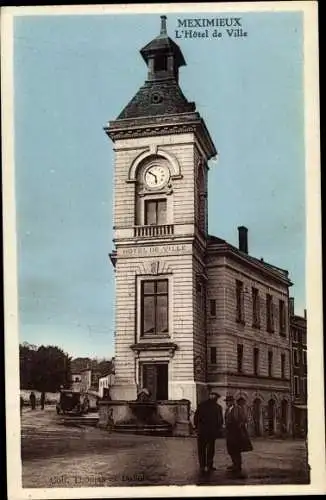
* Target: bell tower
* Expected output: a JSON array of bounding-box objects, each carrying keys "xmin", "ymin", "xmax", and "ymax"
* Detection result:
[{"xmin": 105, "ymin": 16, "xmax": 217, "ymax": 407}]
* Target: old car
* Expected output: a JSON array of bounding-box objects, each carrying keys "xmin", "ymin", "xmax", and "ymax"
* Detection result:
[{"xmin": 56, "ymin": 389, "xmax": 89, "ymax": 416}]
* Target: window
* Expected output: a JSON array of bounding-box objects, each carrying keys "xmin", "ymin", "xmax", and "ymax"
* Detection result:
[
  {"xmin": 145, "ymin": 199, "xmax": 166, "ymax": 226},
  {"xmin": 154, "ymin": 55, "xmax": 167, "ymax": 72},
  {"xmin": 279, "ymin": 300, "xmax": 286, "ymax": 335},
  {"xmin": 268, "ymin": 350, "xmax": 273, "ymax": 377},
  {"xmin": 237, "ymin": 344, "xmax": 243, "ymax": 373},
  {"xmin": 281, "ymin": 353, "xmax": 286, "ymax": 379},
  {"xmin": 210, "ymin": 347, "xmax": 217, "ymax": 364},
  {"xmin": 197, "ymin": 279, "xmax": 205, "ymax": 309},
  {"xmin": 294, "ymin": 375, "xmax": 300, "ymax": 396},
  {"xmin": 141, "ymin": 279, "xmax": 168, "ymax": 336},
  {"xmin": 292, "ymin": 328, "xmax": 299, "ymax": 343},
  {"xmin": 302, "ymin": 377, "xmax": 307, "ymax": 397},
  {"xmin": 252, "ymin": 287, "xmax": 260, "ymax": 327},
  {"xmin": 236, "ymin": 280, "xmax": 245, "ymax": 323},
  {"xmin": 302, "ymin": 350, "xmax": 307, "ymax": 367},
  {"xmin": 266, "ymin": 294, "xmax": 274, "ymax": 332},
  {"xmin": 210, "ymin": 299, "xmax": 216, "ymax": 317},
  {"xmin": 253, "ymin": 348, "xmax": 259, "ymax": 376},
  {"xmin": 293, "ymin": 348, "xmax": 300, "ymax": 366}
]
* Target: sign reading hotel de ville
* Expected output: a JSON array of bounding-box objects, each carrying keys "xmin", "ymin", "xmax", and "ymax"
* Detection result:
[
  {"xmin": 2, "ymin": 2, "xmax": 323, "ymax": 500},
  {"xmin": 118, "ymin": 243, "xmax": 192, "ymax": 258}
]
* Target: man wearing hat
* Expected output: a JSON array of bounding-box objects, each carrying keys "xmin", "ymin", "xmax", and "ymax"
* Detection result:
[
  {"xmin": 194, "ymin": 391, "xmax": 224, "ymax": 473},
  {"xmin": 224, "ymin": 394, "xmax": 253, "ymax": 478}
]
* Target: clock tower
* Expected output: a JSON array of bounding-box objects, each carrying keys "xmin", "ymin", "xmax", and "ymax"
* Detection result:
[{"xmin": 105, "ymin": 16, "xmax": 217, "ymax": 407}]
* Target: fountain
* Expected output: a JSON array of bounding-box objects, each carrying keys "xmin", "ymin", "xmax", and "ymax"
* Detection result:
[
  {"xmin": 112, "ymin": 389, "xmax": 173, "ymax": 435},
  {"xmin": 98, "ymin": 389, "xmax": 191, "ymax": 436}
]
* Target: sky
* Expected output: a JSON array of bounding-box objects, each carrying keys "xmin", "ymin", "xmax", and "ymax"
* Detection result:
[{"xmin": 13, "ymin": 9, "xmax": 305, "ymax": 359}]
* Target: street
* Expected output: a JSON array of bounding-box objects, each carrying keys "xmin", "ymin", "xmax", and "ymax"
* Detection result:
[{"xmin": 21, "ymin": 407, "xmax": 309, "ymax": 488}]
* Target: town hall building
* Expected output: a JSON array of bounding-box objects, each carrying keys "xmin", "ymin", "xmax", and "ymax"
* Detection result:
[{"xmin": 105, "ymin": 16, "xmax": 293, "ymax": 436}]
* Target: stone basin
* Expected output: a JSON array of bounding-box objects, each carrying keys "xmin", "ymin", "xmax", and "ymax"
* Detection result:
[{"xmin": 98, "ymin": 399, "xmax": 191, "ymax": 436}]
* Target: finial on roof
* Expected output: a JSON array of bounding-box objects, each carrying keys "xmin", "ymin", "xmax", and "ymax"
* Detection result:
[{"xmin": 160, "ymin": 15, "xmax": 167, "ymax": 35}]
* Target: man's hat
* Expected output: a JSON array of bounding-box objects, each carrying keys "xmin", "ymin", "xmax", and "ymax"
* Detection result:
[
  {"xmin": 237, "ymin": 396, "xmax": 246, "ymax": 403},
  {"xmin": 225, "ymin": 394, "xmax": 235, "ymax": 402},
  {"xmin": 210, "ymin": 391, "xmax": 221, "ymax": 398}
]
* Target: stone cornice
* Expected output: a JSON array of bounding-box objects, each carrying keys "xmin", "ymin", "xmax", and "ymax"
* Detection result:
[
  {"xmin": 207, "ymin": 242, "xmax": 292, "ymax": 288},
  {"xmin": 130, "ymin": 342, "xmax": 178, "ymax": 357},
  {"xmin": 104, "ymin": 112, "xmax": 217, "ymax": 161}
]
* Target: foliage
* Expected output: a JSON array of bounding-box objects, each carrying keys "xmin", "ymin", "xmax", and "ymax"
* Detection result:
[{"xmin": 20, "ymin": 343, "xmax": 71, "ymax": 392}]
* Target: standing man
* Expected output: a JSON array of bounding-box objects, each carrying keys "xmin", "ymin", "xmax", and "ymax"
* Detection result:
[
  {"xmin": 20, "ymin": 396, "xmax": 24, "ymax": 414},
  {"xmin": 194, "ymin": 392, "xmax": 224, "ymax": 473},
  {"xmin": 40, "ymin": 391, "xmax": 45, "ymax": 410},
  {"xmin": 29, "ymin": 391, "xmax": 36, "ymax": 410},
  {"xmin": 224, "ymin": 395, "xmax": 253, "ymax": 478}
]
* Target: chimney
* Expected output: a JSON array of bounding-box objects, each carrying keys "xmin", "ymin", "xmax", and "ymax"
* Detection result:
[
  {"xmin": 238, "ymin": 226, "xmax": 248, "ymax": 254},
  {"xmin": 289, "ymin": 297, "xmax": 295, "ymax": 316},
  {"xmin": 304, "ymin": 309, "xmax": 307, "ymax": 320}
]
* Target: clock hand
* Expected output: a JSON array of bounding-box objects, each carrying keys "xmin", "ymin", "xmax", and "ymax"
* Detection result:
[
  {"xmin": 149, "ymin": 171, "xmax": 158, "ymax": 183},
  {"xmin": 148, "ymin": 171, "xmax": 157, "ymax": 180}
]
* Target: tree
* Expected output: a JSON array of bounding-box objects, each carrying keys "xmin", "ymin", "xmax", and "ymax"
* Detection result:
[
  {"xmin": 20, "ymin": 343, "xmax": 71, "ymax": 392},
  {"xmin": 19, "ymin": 343, "xmax": 37, "ymax": 389}
]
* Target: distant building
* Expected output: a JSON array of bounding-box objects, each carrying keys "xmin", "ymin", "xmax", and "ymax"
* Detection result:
[
  {"xmin": 71, "ymin": 373, "xmax": 81, "ymax": 383},
  {"xmin": 290, "ymin": 299, "xmax": 307, "ymax": 437},
  {"xmin": 79, "ymin": 368, "xmax": 92, "ymax": 392},
  {"xmin": 98, "ymin": 374, "xmax": 115, "ymax": 398},
  {"xmin": 71, "ymin": 372, "xmax": 82, "ymax": 392},
  {"xmin": 71, "ymin": 358, "xmax": 115, "ymax": 393}
]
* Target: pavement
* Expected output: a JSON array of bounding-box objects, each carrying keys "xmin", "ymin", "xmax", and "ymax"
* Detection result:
[{"xmin": 21, "ymin": 407, "xmax": 310, "ymax": 488}]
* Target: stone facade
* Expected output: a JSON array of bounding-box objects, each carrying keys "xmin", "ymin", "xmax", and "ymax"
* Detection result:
[
  {"xmin": 205, "ymin": 238, "xmax": 292, "ymax": 436},
  {"xmin": 105, "ymin": 17, "xmax": 294, "ymax": 436},
  {"xmin": 290, "ymin": 300, "xmax": 307, "ymax": 437}
]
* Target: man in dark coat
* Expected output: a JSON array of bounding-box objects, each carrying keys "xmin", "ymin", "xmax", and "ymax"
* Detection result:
[
  {"xmin": 20, "ymin": 396, "xmax": 24, "ymax": 414},
  {"xmin": 29, "ymin": 391, "xmax": 36, "ymax": 410},
  {"xmin": 224, "ymin": 395, "xmax": 253, "ymax": 478},
  {"xmin": 194, "ymin": 392, "xmax": 224, "ymax": 473},
  {"xmin": 40, "ymin": 392, "xmax": 45, "ymax": 410}
]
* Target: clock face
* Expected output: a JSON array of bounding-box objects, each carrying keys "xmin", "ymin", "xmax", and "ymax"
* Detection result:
[{"xmin": 144, "ymin": 164, "xmax": 170, "ymax": 189}]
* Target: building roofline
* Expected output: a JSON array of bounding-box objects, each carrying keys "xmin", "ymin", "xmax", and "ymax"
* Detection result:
[
  {"xmin": 207, "ymin": 234, "xmax": 293, "ymax": 286},
  {"xmin": 290, "ymin": 314, "xmax": 307, "ymax": 323}
]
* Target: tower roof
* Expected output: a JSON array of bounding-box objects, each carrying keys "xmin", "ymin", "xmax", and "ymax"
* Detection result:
[
  {"xmin": 116, "ymin": 80, "xmax": 195, "ymax": 120},
  {"xmin": 116, "ymin": 16, "xmax": 193, "ymax": 120},
  {"xmin": 140, "ymin": 15, "xmax": 186, "ymax": 68},
  {"xmin": 106, "ymin": 16, "xmax": 217, "ymax": 159}
]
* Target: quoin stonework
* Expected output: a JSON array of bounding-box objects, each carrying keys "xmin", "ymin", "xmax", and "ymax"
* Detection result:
[{"xmin": 105, "ymin": 16, "xmax": 296, "ymax": 437}]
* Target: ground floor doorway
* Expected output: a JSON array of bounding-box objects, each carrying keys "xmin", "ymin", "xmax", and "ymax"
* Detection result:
[{"xmin": 141, "ymin": 363, "xmax": 168, "ymax": 400}]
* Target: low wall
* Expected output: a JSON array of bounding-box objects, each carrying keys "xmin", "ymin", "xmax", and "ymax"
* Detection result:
[
  {"xmin": 20, "ymin": 390, "xmax": 60, "ymax": 405},
  {"xmin": 98, "ymin": 399, "xmax": 191, "ymax": 437}
]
